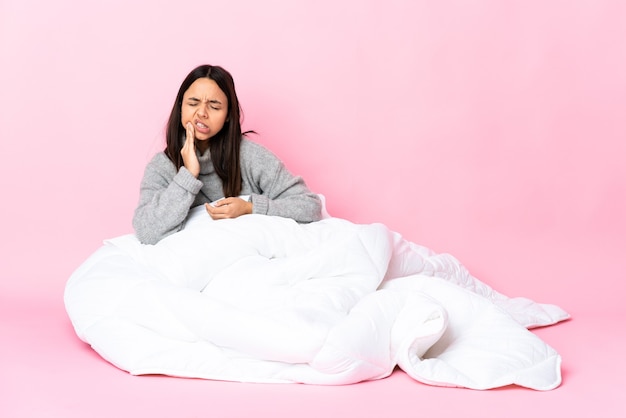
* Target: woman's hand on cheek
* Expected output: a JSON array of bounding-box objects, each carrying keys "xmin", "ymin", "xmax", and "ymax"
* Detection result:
[
  {"xmin": 205, "ymin": 197, "xmax": 253, "ymax": 220},
  {"xmin": 181, "ymin": 122, "xmax": 200, "ymax": 178}
]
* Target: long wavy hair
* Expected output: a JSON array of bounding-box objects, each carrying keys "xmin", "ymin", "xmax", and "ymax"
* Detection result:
[{"xmin": 164, "ymin": 64, "xmax": 246, "ymax": 198}]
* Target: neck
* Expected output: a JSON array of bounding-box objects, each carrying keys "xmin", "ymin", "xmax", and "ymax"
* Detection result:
[{"xmin": 196, "ymin": 140, "xmax": 210, "ymax": 154}]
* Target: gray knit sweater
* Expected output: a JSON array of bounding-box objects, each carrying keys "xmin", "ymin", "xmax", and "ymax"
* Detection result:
[{"xmin": 133, "ymin": 138, "xmax": 322, "ymax": 244}]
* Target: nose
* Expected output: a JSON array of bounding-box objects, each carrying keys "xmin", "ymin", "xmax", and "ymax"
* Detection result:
[{"xmin": 197, "ymin": 104, "xmax": 209, "ymax": 118}]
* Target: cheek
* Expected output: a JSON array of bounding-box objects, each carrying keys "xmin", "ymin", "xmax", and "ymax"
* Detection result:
[
  {"xmin": 180, "ymin": 108, "xmax": 191, "ymax": 122},
  {"xmin": 209, "ymin": 113, "xmax": 226, "ymax": 130},
  {"xmin": 219, "ymin": 112, "xmax": 229, "ymax": 126}
]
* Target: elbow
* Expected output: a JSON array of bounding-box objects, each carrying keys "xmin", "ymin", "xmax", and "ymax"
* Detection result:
[
  {"xmin": 133, "ymin": 225, "xmax": 159, "ymax": 245},
  {"xmin": 132, "ymin": 216, "xmax": 161, "ymax": 245},
  {"xmin": 299, "ymin": 194, "xmax": 324, "ymax": 223},
  {"xmin": 137, "ymin": 233, "xmax": 159, "ymax": 246}
]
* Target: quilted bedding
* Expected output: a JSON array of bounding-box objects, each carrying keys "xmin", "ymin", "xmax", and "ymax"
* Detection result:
[{"xmin": 64, "ymin": 205, "xmax": 569, "ymax": 390}]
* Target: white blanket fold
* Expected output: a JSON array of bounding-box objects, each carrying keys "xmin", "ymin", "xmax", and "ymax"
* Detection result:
[{"xmin": 65, "ymin": 207, "xmax": 569, "ymax": 389}]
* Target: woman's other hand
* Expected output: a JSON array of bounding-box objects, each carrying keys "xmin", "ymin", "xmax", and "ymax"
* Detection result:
[
  {"xmin": 205, "ymin": 197, "xmax": 253, "ymax": 220},
  {"xmin": 181, "ymin": 122, "xmax": 200, "ymax": 177}
]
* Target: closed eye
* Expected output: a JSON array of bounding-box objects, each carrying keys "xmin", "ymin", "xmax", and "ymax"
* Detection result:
[
  {"xmin": 209, "ymin": 100, "xmax": 222, "ymax": 110},
  {"xmin": 186, "ymin": 98, "xmax": 222, "ymax": 110}
]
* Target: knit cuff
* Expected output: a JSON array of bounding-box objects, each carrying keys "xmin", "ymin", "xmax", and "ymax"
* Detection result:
[
  {"xmin": 174, "ymin": 167, "xmax": 203, "ymax": 194},
  {"xmin": 251, "ymin": 194, "xmax": 269, "ymax": 215}
]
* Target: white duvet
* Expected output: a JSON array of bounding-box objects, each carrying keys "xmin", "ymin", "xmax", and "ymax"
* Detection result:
[{"xmin": 64, "ymin": 204, "xmax": 569, "ymax": 390}]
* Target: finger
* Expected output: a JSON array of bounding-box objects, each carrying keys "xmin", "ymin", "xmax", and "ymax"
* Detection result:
[
  {"xmin": 214, "ymin": 199, "xmax": 231, "ymax": 207},
  {"xmin": 205, "ymin": 203, "xmax": 219, "ymax": 217},
  {"xmin": 205, "ymin": 204, "xmax": 219, "ymax": 219},
  {"xmin": 206, "ymin": 203, "xmax": 226, "ymax": 215},
  {"xmin": 216, "ymin": 198, "xmax": 228, "ymax": 206},
  {"xmin": 185, "ymin": 122, "xmax": 195, "ymax": 144}
]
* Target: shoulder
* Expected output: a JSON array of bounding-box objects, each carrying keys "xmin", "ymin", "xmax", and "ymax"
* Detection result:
[
  {"xmin": 240, "ymin": 137, "xmax": 283, "ymax": 165},
  {"xmin": 241, "ymin": 137, "xmax": 275, "ymax": 156},
  {"xmin": 150, "ymin": 151, "xmax": 173, "ymax": 164},
  {"xmin": 147, "ymin": 152, "xmax": 174, "ymax": 167},
  {"xmin": 143, "ymin": 152, "xmax": 177, "ymax": 177}
]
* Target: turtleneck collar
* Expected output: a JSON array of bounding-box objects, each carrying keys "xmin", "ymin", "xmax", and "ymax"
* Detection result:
[{"xmin": 197, "ymin": 146, "xmax": 215, "ymax": 175}]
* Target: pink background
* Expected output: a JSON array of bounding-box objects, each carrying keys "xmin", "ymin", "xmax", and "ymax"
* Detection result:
[
  {"xmin": 2, "ymin": 0, "xmax": 624, "ymax": 312},
  {"xmin": 1, "ymin": 0, "xmax": 625, "ymax": 416}
]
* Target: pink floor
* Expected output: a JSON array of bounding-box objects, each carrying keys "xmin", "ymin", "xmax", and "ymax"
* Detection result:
[{"xmin": 1, "ymin": 290, "xmax": 623, "ymax": 418}]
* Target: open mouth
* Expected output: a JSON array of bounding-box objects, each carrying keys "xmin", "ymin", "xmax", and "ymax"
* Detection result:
[{"xmin": 194, "ymin": 121, "xmax": 210, "ymax": 134}]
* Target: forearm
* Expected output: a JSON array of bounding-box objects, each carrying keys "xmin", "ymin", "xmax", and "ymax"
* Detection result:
[
  {"xmin": 242, "ymin": 141, "xmax": 323, "ymax": 223},
  {"xmin": 250, "ymin": 179, "xmax": 322, "ymax": 223},
  {"xmin": 133, "ymin": 167, "xmax": 202, "ymax": 244}
]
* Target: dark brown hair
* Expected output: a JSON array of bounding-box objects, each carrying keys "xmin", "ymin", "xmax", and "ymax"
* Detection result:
[{"xmin": 164, "ymin": 65, "xmax": 246, "ymax": 197}]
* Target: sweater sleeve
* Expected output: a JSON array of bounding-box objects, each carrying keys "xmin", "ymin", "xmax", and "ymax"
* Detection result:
[
  {"xmin": 132, "ymin": 153, "xmax": 203, "ymax": 244},
  {"xmin": 243, "ymin": 141, "xmax": 322, "ymax": 223}
]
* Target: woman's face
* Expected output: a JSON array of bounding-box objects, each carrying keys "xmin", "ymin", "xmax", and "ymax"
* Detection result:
[{"xmin": 181, "ymin": 78, "xmax": 229, "ymax": 143}]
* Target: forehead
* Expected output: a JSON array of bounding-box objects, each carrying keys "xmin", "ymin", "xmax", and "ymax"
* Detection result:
[{"xmin": 183, "ymin": 78, "xmax": 227, "ymax": 102}]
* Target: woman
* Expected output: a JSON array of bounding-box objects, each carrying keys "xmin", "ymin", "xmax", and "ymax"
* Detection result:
[{"xmin": 133, "ymin": 65, "xmax": 322, "ymax": 244}]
